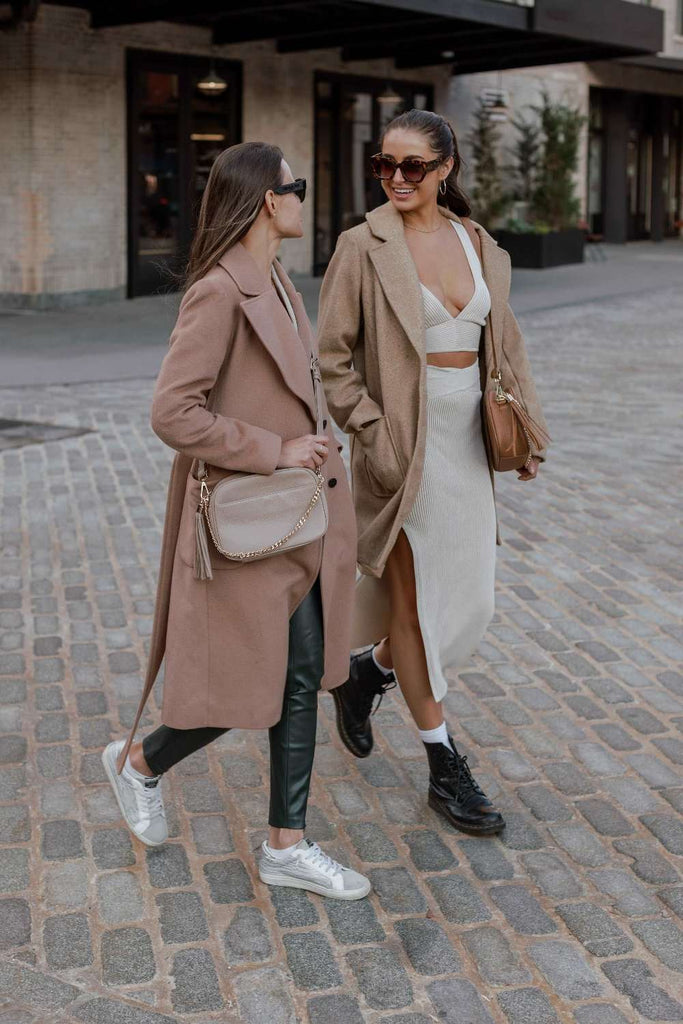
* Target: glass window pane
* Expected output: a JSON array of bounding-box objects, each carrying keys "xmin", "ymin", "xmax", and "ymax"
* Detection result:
[{"xmin": 136, "ymin": 71, "xmax": 180, "ymax": 275}]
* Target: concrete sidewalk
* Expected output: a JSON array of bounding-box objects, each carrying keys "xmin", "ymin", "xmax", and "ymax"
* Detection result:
[{"xmin": 1, "ymin": 239, "xmax": 681, "ymax": 388}]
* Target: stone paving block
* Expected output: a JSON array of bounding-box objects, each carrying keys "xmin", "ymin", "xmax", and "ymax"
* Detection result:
[
  {"xmin": 347, "ymin": 947, "xmax": 413, "ymax": 1010},
  {"xmin": 34, "ymin": 686, "xmax": 64, "ymax": 710},
  {"xmin": 572, "ymin": 1006, "xmax": 631, "ymax": 1024},
  {"xmin": 489, "ymin": 749, "xmax": 538, "ymax": 782},
  {"xmin": 0, "ymin": 766, "xmax": 26, "ymax": 801},
  {"xmin": 486, "ymin": 699, "xmax": 532, "ymax": 726},
  {"xmin": 529, "ymin": 940, "xmax": 605, "ymax": 999},
  {"xmin": 327, "ymin": 780, "xmax": 371, "ymax": 818},
  {"xmin": 146, "ymin": 844, "xmax": 192, "ymax": 889},
  {"xmin": 345, "ymin": 822, "xmax": 398, "ymax": 862},
  {"xmin": 588, "ymin": 867, "xmax": 659, "ymax": 917},
  {"xmin": 170, "ymin": 948, "xmax": 223, "ymax": 1013},
  {"xmin": 101, "ymin": 927, "xmax": 156, "ymax": 985},
  {"xmin": 394, "ymin": 918, "xmax": 460, "ymax": 975},
  {"xmin": 268, "ymin": 885, "xmax": 319, "ymax": 928},
  {"xmin": 0, "ymin": 735, "xmax": 27, "ymax": 764},
  {"xmin": 427, "ymin": 978, "xmax": 495, "ymax": 1024},
  {"xmin": 490, "ymin": 884, "xmax": 557, "ymax": 935},
  {"xmin": 155, "ymin": 891, "xmax": 209, "ymax": 943},
  {"xmin": 0, "ymin": 898, "xmax": 31, "ymax": 950},
  {"xmin": 180, "ymin": 777, "xmax": 224, "ymax": 813},
  {"xmin": 324, "ymin": 895, "xmax": 385, "ymax": 944},
  {"xmin": 0, "ymin": 959, "xmax": 80, "ymax": 1011},
  {"xmin": 308, "ymin": 995, "xmax": 366, "ymax": 1024},
  {"xmin": 402, "ymin": 829, "xmax": 455, "ymax": 871},
  {"xmin": 0, "ymin": 847, "xmax": 29, "ymax": 893},
  {"xmin": 97, "ymin": 871, "xmax": 143, "ymax": 924},
  {"xmin": 460, "ymin": 925, "xmax": 532, "ymax": 986},
  {"xmin": 556, "ymin": 902, "xmax": 633, "ymax": 956},
  {"xmin": 43, "ymin": 862, "xmax": 88, "ymax": 909},
  {"xmin": 549, "ymin": 823, "xmax": 610, "ymax": 867},
  {"xmin": 517, "ymin": 783, "xmax": 573, "ymax": 822},
  {"xmin": 571, "ymin": 742, "xmax": 626, "ymax": 776},
  {"xmin": 40, "ymin": 819, "xmax": 83, "ymax": 860},
  {"xmin": 222, "ymin": 905, "xmax": 272, "ymax": 964},
  {"xmin": 0, "ymin": 680, "xmax": 27, "ymax": 704},
  {"xmin": 592, "ymin": 723, "xmax": 641, "ymax": 752},
  {"xmin": 43, "ymin": 912, "xmax": 93, "ymax": 969},
  {"xmin": 36, "ymin": 745, "xmax": 71, "ymax": 779},
  {"xmin": 626, "ymin": 753, "xmax": 681, "ymax": 788},
  {"xmin": 82, "ymin": 786, "xmax": 120, "ymax": 824},
  {"xmin": 613, "ymin": 837, "xmax": 679, "ymax": 885},
  {"xmin": 357, "ymin": 755, "xmax": 403, "ymax": 787},
  {"xmin": 78, "ymin": 718, "xmax": 112, "ymax": 749},
  {"xmin": 283, "ymin": 932, "xmax": 341, "ymax": 991},
  {"xmin": 601, "ymin": 776, "xmax": 664, "ymax": 815},
  {"xmin": 190, "ymin": 814, "xmax": 234, "ymax": 855},
  {"xmin": 233, "ymin": 966, "xmax": 296, "ymax": 1024},
  {"xmin": 369, "ymin": 867, "xmax": 427, "ymax": 915},
  {"xmin": 427, "ymin": 874, "xmax": 491, "ymax": 923},
  {"xmin": 575, "ymin": 798, "xmax": 634, "ymax": 837},
  {"xmin": 640, "ymin": 813, "xmax": 683, "ymax": 855},
  {"xmin": 91, "ymin": 828, "xmax": 135, "ymax": 870},
  {"xmin": 458, "ymin": 838, "xmax": 514, "ymax": 880},
  {"xmin": 630, "ymin": 917, "xmax": 683, "ymax": 972},
  {"xmin": 657, "ymin": 886, "xmax": 683, "ymax": 919},
  {"xmin": 522, "ymin": 851, "xmax": 582, "ymax": 899},
  {"xmin": 499, "ymin": 811, "xmax": 546, "ymax": 851},
  {"xmin": 203, "ymin": 858, "xmax": 254, "ymax": 904},
  {"xmin": 497, "ymin": 987, "xmax": 561, "ymax": 1024},
  {"xmin": 541, "ymin": 761, "xmax": 596, "ymax": 796},
  {"xmin": 565, "ymin": 695, "xmax": 606, "ymax": 720},
  {"xmin": 75, "ymin": 690, "xmax": 108, "ymax": 716},
  {"xmin": 601, "ymin": 958, "xmax": 683, "ymax": 1021}
]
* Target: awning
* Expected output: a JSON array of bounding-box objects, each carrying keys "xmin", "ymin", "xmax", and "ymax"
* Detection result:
[{"xmin": 42, "ymin": 0, "xmax": 664, "ymax": 74}]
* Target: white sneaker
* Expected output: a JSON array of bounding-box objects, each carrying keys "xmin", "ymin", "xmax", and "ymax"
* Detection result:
[
  {"xmin": 258, "ymin": 839, "xmax": 371, "ymax": 900},
  {"xmin": 101, "ymin": 740, "xmax": 168, "ymax": 847}
]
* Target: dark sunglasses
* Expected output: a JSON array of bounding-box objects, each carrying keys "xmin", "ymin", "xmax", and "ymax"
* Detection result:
[
  {"xmin": 272, "ymin": 178, "xmax": 307, "ymax": 203},
  {"xmin": 370, "ymin": 153, "xmax": 442, "ymax": 184}
]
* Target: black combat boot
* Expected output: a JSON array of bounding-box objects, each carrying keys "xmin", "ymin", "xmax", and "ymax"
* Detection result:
[
  {"xmin": 332, "ymin": 647, "xmax": 397, "ymax": 758},
  {"xmin": 425, "ymin": 736, "xmax": 505, "ymax": 835}
]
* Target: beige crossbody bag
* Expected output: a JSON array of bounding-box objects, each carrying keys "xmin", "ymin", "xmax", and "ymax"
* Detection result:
[{"xmin": 193, "ymin": 268, "xmax": 329, "ymax": 580}]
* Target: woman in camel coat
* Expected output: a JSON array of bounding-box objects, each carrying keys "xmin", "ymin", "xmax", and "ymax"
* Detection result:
[
  {"xmin": 102, "ymin": 142, "xmax": 369, "ymax": 901},
  {"xmin": 319, "ymin": 109, "xmax": 549, "ymax": 838}
]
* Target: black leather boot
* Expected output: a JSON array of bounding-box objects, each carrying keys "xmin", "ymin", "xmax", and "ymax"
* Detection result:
[
  {"xmin": 332, "ymin": 647, "xmax": 397, "ymax": 758},
  {"xmin": 425, "ymin": 736, "xmax": 505, "ymax": 835}
]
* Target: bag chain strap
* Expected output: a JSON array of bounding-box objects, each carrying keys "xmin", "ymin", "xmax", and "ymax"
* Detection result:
[{"xmin": 197, "ymin": 267, "xmax": 327, "ymax": 559}]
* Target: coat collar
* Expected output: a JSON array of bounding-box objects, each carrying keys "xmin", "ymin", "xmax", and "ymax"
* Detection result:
[
  {"xmin": 364, "ymin": 201, "xmax": 510, "ymax": 355},
  {"xmin": 219, "ymin": 245, "xmax": 317, "ymax": 422}
]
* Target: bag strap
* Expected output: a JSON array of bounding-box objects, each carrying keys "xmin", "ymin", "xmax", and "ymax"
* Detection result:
[{"xmin": 197, "ymin": 265, "xmax": 324, "ymax": 482}]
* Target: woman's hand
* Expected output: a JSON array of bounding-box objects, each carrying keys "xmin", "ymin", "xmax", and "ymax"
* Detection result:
[
  {"xmin": 517, "ymin": 457, "xmax": 540, "ymax": 482},
  {"xmin": 278, "ymin": 434, "xmax": 329, "ymax": 471}
]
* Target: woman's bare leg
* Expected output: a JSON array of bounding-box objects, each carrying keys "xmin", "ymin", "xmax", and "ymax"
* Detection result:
[{"xmin": 379, "ymin": 530, "xmax": 444, "ymax": 731}]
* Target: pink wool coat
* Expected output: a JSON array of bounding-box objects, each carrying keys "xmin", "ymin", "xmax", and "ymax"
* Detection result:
[
  {"xmin": 318, "ymin": 201, "xmax": 549, "ymax": 647},
  {"xmin": 121, "ymin": 244, "xmax": 357, "ymax": 762}
]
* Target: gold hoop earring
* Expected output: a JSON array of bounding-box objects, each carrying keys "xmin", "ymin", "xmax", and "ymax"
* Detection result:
[{"xmin": 439, "ymin": 180, "xmax": 447, "ymax": 196}]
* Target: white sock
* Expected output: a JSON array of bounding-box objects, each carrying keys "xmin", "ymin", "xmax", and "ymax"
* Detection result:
[
  {"xmin": 265, "ymin": 840, "xmax": 299, "ymax": 860},
  {"xmin": 372, "ymin": 644, "xmax": 394, "ymax": 677},
  {"xmin": 418, "ymin": 722, "xmax": 454, "ymax": 752},
  {"xmin": 124, "ymin": 755, "xmax": 158, "ymax": 782}
]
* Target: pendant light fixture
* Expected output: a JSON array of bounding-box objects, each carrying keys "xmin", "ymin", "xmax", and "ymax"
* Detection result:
[{"xmin": 197, "ymin": 61, "xmax": 228, "ymax": 96}]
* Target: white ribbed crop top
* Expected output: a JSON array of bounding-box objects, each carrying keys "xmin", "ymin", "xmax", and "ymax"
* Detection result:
[{"xmin": 421, "ymin": 220, "xmax": 491, "ymax": 354}]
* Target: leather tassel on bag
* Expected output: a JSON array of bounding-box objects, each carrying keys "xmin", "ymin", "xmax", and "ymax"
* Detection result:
[{"xmin": 194, "ymin": 508, "xmax": 213, "ymax": 581}]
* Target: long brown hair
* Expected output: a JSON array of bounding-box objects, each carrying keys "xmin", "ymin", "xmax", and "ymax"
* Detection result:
[
  {"xmin": 185, "ymin": 142, "xmax": 284, "ymax": 289},
  {"xmin": 381, "ymin": 108, "xmax": 471, "ymax": 218}
]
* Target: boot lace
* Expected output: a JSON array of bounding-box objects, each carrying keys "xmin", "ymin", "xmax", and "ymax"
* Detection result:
[
  {"xmin": 358, "ymin": 676, "xmax": 397, "ymax": 722},
  {"xmin": 440, "ymin": 750, "xmax": 485, "ymax": 802}
]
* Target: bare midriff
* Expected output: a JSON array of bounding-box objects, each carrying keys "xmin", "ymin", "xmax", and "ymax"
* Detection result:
[{"xmin": 426, "ymin": 351, "xmax": 478, "ymax": 369}]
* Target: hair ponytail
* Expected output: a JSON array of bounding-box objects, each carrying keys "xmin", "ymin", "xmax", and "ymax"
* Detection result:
[{"xmin": 381, "ymin": 109, "xmax": 471, "ymax": 218}]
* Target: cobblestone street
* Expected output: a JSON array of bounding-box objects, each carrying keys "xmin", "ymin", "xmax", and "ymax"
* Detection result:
[{"xmin": 0, "ymin": 277, "xmax": 682, "ymax": 1023}]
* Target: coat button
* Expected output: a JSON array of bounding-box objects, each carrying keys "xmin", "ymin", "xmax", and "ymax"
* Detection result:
[
  {"xmin": 328, "ymin": 478, "xmax": 337, "ymax": 488},
  {"xmin": 337, "ymin": 445, "xmax": 343, "ymax": 452},
  {"xmin": 323, "ymin": 418, "xmax": 328, "ymax": 429}
]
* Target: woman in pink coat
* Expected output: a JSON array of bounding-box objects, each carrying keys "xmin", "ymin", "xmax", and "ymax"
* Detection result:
[{"xmin": 102, "ymin": 142, "xmax": 368, "ymax": 901}]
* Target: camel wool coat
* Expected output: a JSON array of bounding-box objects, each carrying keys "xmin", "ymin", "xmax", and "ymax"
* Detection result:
[
  {"xmin": 121, "ymin": 244, "xmax": 357, "ymax": 762},
  {"xmin": 318, "ymin": 202, "xmax": 549, "ymax": 645}
]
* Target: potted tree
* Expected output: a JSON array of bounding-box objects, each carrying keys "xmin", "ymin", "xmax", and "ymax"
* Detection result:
[
  {"xmin": 466, "ymin": 99, "xmax": 513, "ymax": 229},
  {"xmin": 496, "ymin": 93, "xmax": 586, "ymax": 268}
]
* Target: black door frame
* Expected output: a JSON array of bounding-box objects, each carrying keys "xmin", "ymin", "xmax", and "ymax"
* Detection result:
[
  {"xmin": 126, "ymin": 48, "xmax": 242, "ymax": 297},
  {"xmin": 313, "ymin": 71, "xmax": 434, "ymax": 274}
]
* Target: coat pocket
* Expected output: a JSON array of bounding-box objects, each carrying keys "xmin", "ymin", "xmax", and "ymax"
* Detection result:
[{"xmin": 356, "ymin": 416, "xmax": 405, "ymax": 498}]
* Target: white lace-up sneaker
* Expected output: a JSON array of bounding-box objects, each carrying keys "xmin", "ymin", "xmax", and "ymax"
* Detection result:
[
  {"xmin": 258, "ymin": 839, "xmax": 371, "ymax": 900},
  {"xmin": 102, "ymin": 740, "xmax": 168, "ymax": 847}
]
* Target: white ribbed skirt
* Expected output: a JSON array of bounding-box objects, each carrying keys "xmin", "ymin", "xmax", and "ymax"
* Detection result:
[{"xmin": 403, "ymin": 362, "xmax": 496, "ymax": 702}]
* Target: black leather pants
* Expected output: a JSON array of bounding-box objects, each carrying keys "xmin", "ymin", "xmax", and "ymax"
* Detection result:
[{"xmin": 142, "ymin": 579, "xmax": 323, "ymax": 830}]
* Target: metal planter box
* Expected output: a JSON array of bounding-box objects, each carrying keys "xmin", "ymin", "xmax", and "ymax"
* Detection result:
[{"xmin": 495, "ymin": 228, "xmax": 585, "ymax": 268}]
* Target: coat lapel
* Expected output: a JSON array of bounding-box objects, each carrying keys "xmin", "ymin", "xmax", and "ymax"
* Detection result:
[
  {"xmin": 219, "ymin": 245, "xmax": 316, "ymax": 423},
  {"xmin": 366, "ymin": 203, "xmax": 424, "ymax": 359}
]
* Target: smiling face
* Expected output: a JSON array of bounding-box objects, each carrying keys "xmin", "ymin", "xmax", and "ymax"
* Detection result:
[
  {"xmin": 271, "ymin": 159, "xmax": 304, "ymax": 239},
  {"xmin": 379, "ymin": 128, "xmax": 453, "ymax": 214}
]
